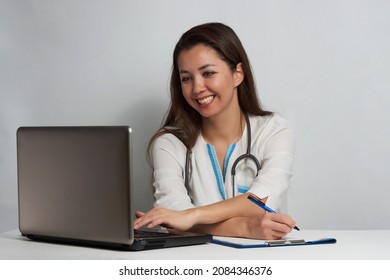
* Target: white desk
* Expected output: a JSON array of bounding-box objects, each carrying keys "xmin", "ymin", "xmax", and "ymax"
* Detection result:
[{"xmin": 0, "ymin": 229, "xmax": 389, "ymax": 260}]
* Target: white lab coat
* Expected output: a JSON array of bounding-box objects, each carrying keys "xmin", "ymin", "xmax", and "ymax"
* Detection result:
[{"xmin": 151, "ymin": 113, "xmax": 294, "ymax": 212}]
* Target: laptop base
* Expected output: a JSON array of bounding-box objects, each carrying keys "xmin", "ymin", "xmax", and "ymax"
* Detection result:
[{"xmin": 22, "ymin": 231, "xmax": 212, "ymax": 251}]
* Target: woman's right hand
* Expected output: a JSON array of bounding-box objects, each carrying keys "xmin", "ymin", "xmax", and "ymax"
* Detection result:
[{"xmin": 134, "ymin": 207, "xmax": 198, "ymax": 232}]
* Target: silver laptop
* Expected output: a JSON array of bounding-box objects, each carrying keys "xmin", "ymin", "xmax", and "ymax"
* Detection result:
[{"xmin": 16, "ymin": 126, "xmax": 212, "ymax": 250}]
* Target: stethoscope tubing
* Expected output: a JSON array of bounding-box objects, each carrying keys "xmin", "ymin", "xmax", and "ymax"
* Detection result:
[{"xmin": 185, "ymin": 112, "xmax": 261, "ymax": 198}]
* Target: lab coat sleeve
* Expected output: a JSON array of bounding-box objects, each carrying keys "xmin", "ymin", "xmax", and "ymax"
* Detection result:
[
  {"xmin": 151, "ymin": 134, "xmax": 195, "ymax": 210},
  {"xmin": 249, "ymin": 122, "xmax": 295, "ymax": 211}
]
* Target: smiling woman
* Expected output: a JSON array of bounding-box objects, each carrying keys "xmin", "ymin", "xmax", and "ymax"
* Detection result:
[
  {"xmin": 135, "ymin": 22, "xmax": 297, "ymax": 240},
  {"xmin": 178, "ymin": 44, "xmax": 243, "ymax": 120}
]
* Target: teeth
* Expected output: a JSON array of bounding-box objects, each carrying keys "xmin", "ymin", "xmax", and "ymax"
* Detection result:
[{"xmin": 197, "ymin": 96, "xmax": 214, "ymax": 105}]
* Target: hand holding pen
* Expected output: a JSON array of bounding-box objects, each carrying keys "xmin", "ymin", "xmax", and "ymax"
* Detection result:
[{"xmin": 247, "ymin": 194, "xmax": 300, "ymax": 231}]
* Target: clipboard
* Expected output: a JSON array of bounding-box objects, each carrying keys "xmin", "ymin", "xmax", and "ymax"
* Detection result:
[{"xmin": 211, "ymin": 236, "xmax": 337, "ymax": 249}]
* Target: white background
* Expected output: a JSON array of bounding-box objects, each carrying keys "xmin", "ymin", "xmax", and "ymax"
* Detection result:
[{"xmin": 1, "ymin": 0, "xmax": 389, "ymax": 232}]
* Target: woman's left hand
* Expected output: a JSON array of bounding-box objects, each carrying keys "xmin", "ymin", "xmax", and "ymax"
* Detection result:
[{"xmin": 134, "ymin": 207, "xmax": 197, "ymax": 231}]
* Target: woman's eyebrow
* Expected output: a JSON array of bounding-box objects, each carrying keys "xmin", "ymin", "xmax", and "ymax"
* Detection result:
[
  {"xmin": 198, "ymin": 63, "xmax": 216, "ymax": 71},
  {"xmin": 179, "ymin": 63, "xmax": 217, "ymax": 74}
]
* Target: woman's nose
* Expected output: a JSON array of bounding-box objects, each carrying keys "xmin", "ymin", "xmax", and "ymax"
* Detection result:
[{"xmin": 193, "ymin": 76, "xmax": 206, "ymax": 94}]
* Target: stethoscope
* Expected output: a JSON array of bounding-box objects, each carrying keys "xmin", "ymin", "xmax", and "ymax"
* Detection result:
[{"xmin": 184, "ymin": 112, "xmax": 261, "ymax": 199}]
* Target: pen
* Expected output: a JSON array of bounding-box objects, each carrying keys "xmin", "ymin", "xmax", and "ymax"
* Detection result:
[{"xmin": 247, "ymin": 194, "xmax": 300, "ymax": 231}]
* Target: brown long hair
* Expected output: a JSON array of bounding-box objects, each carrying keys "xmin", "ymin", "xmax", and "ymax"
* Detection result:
[{"xmin": 148, "ymin": 22, "xmax": 272, "ymax": 155}]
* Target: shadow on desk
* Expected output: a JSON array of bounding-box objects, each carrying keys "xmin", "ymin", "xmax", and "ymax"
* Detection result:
[{"xmin": 1, "ymin": 229, "xmax": 390, "ymax": 260}]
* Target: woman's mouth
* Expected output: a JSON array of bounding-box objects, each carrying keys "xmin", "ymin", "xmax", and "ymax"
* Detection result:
[{"xmin": 197, "ymin": 95, "xmax": 215, "ymax": 105}]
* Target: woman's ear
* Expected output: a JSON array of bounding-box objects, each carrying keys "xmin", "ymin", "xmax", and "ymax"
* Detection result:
[{"xmin": 233, "ymin": 63, "xmax": 244, "ymax": 87}]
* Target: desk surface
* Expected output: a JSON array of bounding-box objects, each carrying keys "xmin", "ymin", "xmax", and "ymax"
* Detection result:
[{"xmin": 1, "ymin": 229, "xmax": 389, "ymax": 260}]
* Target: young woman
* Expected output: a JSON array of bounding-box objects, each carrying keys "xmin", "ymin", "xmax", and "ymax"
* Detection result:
[{"xmin": 134, "ymin": 22, "xmax": 297, "ymax": 240}]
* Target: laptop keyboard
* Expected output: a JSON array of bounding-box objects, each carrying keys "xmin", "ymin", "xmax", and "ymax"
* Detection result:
[{"xmin": 134, "ymin": 230, "xmax": 175, "ymax": 239}]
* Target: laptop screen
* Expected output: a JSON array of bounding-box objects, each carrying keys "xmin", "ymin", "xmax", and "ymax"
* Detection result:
[{"xmin": 17, "ymin": 126, "xmax": 134, "ymax": 245}]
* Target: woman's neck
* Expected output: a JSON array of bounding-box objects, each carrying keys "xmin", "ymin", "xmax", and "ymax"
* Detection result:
[{"xmin": 201, "ymin": 110, "xmax": 245, "ymax": 145}]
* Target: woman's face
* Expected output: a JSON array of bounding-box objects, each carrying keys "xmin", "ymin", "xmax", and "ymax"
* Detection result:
[{"xmin": 177, "ymin": 44, "xmax": 243, "ymax": 119}]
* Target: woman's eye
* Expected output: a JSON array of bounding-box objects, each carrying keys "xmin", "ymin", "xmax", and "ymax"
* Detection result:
[
  {"xmin": 181, "ymin": 76, "xmax": 191, "ymax": 83},
  {"xmin": 203, "ymin": 71, "xmax": 215, "ymax": 78}
]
